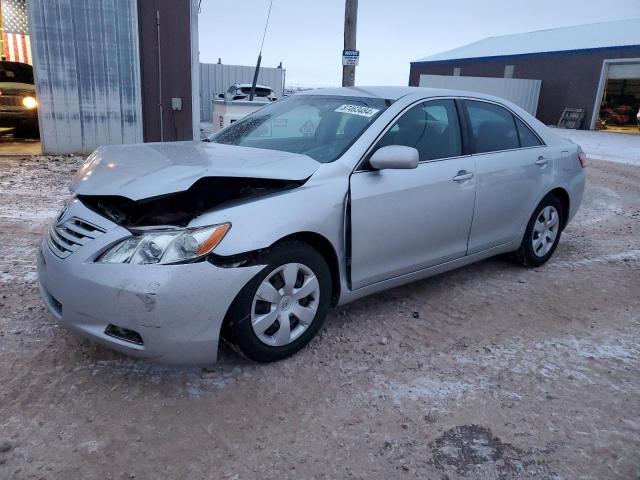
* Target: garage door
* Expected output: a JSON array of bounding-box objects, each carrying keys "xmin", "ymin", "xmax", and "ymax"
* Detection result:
[{"xmin": 608, "ymin": 63, "xmax": 640, "ymax": 80}]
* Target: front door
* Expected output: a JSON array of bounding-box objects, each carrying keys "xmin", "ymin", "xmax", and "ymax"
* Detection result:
[{"xmin": 349, "ymin": 99, "xmax": 476, "ymax": 289}]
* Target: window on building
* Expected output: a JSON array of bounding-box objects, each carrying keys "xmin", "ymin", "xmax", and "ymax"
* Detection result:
[
  {"xmin": 465, "ymin": 100, "xmax": 519, "ymax": 153},
  {"xmin": 504, "ymin": 65, "xmax": 515, "ymax": 78}
]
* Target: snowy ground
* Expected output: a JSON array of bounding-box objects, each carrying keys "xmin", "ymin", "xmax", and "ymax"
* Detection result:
[
  {"xmin": 555, "ymin": 128, "xmax": 640, "ymax": 166},
  {"xmin": 0, "ymin": 155, "xmax": 639, "ymax": 479}
]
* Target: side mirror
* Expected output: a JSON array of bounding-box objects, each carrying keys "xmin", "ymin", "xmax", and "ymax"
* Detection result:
[{"xmin": 369, "ymin": 145, "xmax": 419, "ymax": 170}]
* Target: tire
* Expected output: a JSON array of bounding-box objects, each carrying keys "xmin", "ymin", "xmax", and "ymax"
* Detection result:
[
  {"xmin": 223, "ymin": 241, "xmax": 332, "ymax": 362},
  {"xmin": 515, "ymin": 193, "xmax": 564, "ymax": 267}
]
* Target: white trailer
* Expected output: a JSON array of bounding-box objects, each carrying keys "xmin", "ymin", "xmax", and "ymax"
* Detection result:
[{"xmin": 211, "ymin": 99, "xmax": 269, "ymax": 133}]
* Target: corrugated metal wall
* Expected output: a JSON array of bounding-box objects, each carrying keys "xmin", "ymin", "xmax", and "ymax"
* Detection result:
[
  {"xmin": 419, "ymin": 74, "xmax": 542, "ymax": 115},
  {"xmin": 199, "ymin": 63, "xmax": 285, "ymax": 121},
  {"xmin": 29, "ymin": 0, "xmax": 143, "ymax": 154}
]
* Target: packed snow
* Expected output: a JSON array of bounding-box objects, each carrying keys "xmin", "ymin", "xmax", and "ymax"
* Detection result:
[{"xmin": 555, "ymin": 128, "xmax": 640, "ymax": 167}]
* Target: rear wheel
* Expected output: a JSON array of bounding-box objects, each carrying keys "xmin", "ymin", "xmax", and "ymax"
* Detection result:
[
  {"xmin": 223, "ymin": 241, "xmax": 331, "ymax": 362},
  {"xmin": 515, "ymin": 194, "xmax": 563, "ymax": 267}
]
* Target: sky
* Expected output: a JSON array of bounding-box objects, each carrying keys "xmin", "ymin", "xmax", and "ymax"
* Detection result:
[{"xmin": 198, "ymin": 0, "xmax": 640, "ymax": 88}]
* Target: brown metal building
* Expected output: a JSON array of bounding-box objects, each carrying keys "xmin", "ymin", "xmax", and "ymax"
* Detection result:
[
  {"xmin": 409, "ymin": 19, "xmax": 640, "ymax": 132},
  {"xmin": 138, "ymin": 0, "xmax": 198, "ymax": 142}
]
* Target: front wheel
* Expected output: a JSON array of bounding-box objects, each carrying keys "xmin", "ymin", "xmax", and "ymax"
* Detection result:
[
  {"xmin": 515, "ymin": 194, "xmax": 564, "ymax": 267},
  {"xmin": 223, "ymin": 241, "xmax": 332, "ymax": 362}
]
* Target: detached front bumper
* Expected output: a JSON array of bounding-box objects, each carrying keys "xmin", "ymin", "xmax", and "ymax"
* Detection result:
[{"xmin": 36, "ymin": 201, "xmax": 264, "ymax": 365}]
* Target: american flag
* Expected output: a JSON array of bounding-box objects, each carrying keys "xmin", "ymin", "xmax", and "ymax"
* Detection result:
[{"xmin": 1, "ymin": 0, "xmax": 31, "ymax": 64}]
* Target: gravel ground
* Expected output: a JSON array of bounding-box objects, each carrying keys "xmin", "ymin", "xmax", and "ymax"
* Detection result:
[{"xmin": 0, "ymin": 155, "xmax": 639, "ymax": 480}]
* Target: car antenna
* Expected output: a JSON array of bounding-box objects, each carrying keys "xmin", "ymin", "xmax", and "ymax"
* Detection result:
[{"xmin": 249, "ymin": 0, "xmax": 274, "ymax": 101}]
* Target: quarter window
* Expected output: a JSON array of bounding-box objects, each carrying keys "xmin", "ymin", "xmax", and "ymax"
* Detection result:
[
  {"xmin": 376, "ymin": 99, "xmax": 462, "ymax": 161},
  {"xmin": 515, "ymin": 116, "xmax": 542, "ymax": 147},
  {"xmin": 465, "ymin": 100, "xmax": 519, "ymax": 153}
]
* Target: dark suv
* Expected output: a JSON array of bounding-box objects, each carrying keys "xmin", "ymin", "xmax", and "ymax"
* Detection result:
[{"xmin": 0, "ymin": 61, "xmax": 38, "ymax": 137}]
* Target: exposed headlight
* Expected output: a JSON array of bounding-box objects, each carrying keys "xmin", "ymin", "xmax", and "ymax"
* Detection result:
[
  {"xmin": 22, "ymin": 96, "xmax": 37, "ymax": 109},
  {"xmin": 98, "ymin": 223, "xmax": 230, "ymax": 265}
]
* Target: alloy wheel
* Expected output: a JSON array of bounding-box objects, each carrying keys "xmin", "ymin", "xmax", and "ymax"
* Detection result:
[
  {"xmin": 251, "ymin": 263, "xmax": 320, "ymax": 347},
  {"xmin": 532, "ymin": 205, "xmax": 559, "ymax": 257}
]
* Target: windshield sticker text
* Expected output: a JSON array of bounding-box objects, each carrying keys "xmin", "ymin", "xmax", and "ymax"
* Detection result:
[{"xmin": 335, "ymin": 104, "xmax": 380, "ymax": 117}]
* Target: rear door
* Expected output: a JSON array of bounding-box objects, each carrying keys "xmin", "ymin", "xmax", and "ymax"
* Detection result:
[
  {"xmin": 461, "ymin": 100, "xmax": 552, "ymax": 254},
  {"xmin": 349, "ymin": 99, "xmax": 476, "ymax": 289}
]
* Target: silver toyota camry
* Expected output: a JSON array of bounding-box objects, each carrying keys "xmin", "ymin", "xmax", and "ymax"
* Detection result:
[{"xmin": 37, "ymin": 87, "xmax": 586, "ymax": 364}]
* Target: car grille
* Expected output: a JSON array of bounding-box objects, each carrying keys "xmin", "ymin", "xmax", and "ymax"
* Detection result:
[
  {"xmin": 0, "ymin": 96, "xmax": 23, "ymax": 107},
  {"xmin": 47, "ymin": 217, "xmax": 106, "ymax": 259}
]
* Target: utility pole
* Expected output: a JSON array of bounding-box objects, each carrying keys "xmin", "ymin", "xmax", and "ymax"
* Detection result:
[{"xmin": 342, "ymin": 0, "xmax": 358, "ymax": 87}]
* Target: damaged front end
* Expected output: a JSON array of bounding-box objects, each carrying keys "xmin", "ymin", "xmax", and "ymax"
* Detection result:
[{"xmin": 78, "ymin": 176, "xmax": 304, "ymax": 228}]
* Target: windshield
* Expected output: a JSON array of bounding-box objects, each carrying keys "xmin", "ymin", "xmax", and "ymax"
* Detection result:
[
  {"xmin": 212, "ymin": 95, "xmax": 391, "ymax": 163},
  {"xmin": 0, "ymin": 62, "xmax": 33, "ymax": 84}
]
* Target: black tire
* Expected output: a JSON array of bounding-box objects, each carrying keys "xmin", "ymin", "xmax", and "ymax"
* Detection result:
[
  {"xmin": 223, "ymin": 241, "xmax": 332, "ymax": 362},
  {"xmin": 515, "ymin": 193, "xmax": 564, "ymax": 267}
]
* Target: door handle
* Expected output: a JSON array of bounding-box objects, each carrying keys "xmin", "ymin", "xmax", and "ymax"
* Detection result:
[
  {"xmin": 453, "ymin": 170, "xmax": 473, "ymax": 182},
  {"xmin": 535, "ymin": 156, "xmax": 549, "ymax": 166}
]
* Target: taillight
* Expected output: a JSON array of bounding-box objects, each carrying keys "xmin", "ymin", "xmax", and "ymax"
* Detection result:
[
  {"xmin": 578, "ymin": 150, "xmax": 587, "ymax": 168},
  {"xmin": 219, "ymin": 115, "xmax": 224, "ymax": 128}
]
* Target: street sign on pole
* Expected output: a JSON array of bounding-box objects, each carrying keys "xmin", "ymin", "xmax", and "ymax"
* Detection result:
[
  {"xmin": 342, "ymin": 49, "xmax": 359, "ymax": 67},
  {"xmin": 342, "ymin": 0, "xmax": 358, "ymax": 87}
]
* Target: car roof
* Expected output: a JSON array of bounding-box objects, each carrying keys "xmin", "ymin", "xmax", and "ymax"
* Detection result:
[
  {"xmin": 296, "ymin": 86, "xmax": 512, "ymax": 103},
  {"xmin": 234, "ymin": 83, "xmax": 272, "ymax": 90}
]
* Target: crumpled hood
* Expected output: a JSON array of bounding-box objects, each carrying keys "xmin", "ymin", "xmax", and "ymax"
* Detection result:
[{"xmin": 72, "ymin": 141, "xmax": 320, "ymax": 201}]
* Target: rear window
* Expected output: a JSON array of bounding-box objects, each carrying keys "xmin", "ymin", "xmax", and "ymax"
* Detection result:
[
  {"xmin": 515, "ymin": 116, "xmax": 542, "ymax": 147},
  {"xmin": 240, "ymin": 87, "xmax": 271, "ymax": 96},
  {"xmin": 465, "ymin": 100, "xmax": 519, "ymax": 154}
]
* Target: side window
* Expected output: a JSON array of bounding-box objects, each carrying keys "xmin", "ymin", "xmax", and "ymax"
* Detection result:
[
  {"xmin": 515, "ymin": 116, "xmax": 542, "ymax": 147},
  {"xmin": 465, "ymin": 100, "xmax": 519, "ymax": 153},
  {"xmin": 376, "ymin": 99, "xmax": 462, "ymax": 161}
]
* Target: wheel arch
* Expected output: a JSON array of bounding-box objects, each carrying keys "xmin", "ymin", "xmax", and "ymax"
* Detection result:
[
  {"xmin": 547, "ymin": 187, "xmax": 570, "ymax": 230},
  {"xmin": 272, "ymin": 232, "xmax": 342, "ymax": 306}
]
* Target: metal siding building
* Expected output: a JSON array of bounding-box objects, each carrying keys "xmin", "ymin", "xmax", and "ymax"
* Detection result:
[
  {"xmin": 137, "ymin": 0, "xmax": 199, "ymax": 143},
  {"xmin": 29, "ymin": 0, "xmax": 144, "ymax": 154},
  {"xmin": 199, "ymin": 63, "xmax": 285, "ymax": 121},
  {"xmin": 419, "ymin": 75, "xmax": 541, "ymax": 115},
  {"xmin": 409, "ymin": 19, "xmax": 640, "ymax": 130},
  {"xmin": 28, "ymin": 0, "xmax": 198, "ymax": 154}
]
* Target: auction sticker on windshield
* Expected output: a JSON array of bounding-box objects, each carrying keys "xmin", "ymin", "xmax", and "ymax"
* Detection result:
[{"xmin": 335, "ymin": 104, "xmax": 380, "ymax": 117}]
